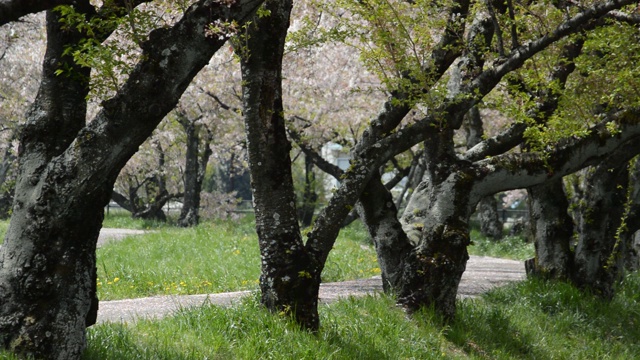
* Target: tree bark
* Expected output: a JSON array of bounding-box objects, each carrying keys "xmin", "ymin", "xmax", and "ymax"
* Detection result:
[
  {"xmin": 396, "ymin": 128, "xmax": 476, "ymax": 320},
  {"xmin": 299, "ymin": 154, "xmax": 318, "ymax": 227},
  {"xmin": 572, "ymin": 162, "xmax": 629, "ymax": 298},
  {"xmin": 0, "ymin": 1, "xmax": 263, "ymax": 358},
  {"xmin": 622, "ymin": 159, "xmax": 640, "ymax": 271},
  {"xmin": 178, "ymin": 117, "xmax": 212, "ymax": 227},
  {"xmin": 241, "ymin": 0, "xmax": 321, "ymax": 330},
  {"xmin": 356, "ymin": 172, "xmax": 413, "ymax": 294},
  {"xmin": 0, "ymin": 9, "xmax": 98, "ymax": 359},
  {"xmin": 526, "ymin": 178, "xmax": 574, "ymax": 279},
  {"xmin": 0, "ymin": 138, "xmax": 17, "ymax": 219}
]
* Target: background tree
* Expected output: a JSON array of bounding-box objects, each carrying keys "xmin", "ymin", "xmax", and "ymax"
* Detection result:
[{"xmin": 0, "ymin": 14, "xmax": 44, "ymax": 218}]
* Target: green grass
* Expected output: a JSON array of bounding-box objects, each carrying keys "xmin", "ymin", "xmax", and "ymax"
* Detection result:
[
  {"xmin": 96, "ymin": 217, "xmax": 380, "ymax": 300},
  {"xmin": 102, "ymin": 209, "xmax": 171, "ymax": 229},
  {"xmin": 0, "ymin": 220, "xmax": 8, "ymax": 243},
  {"xmin": 467, "ymin": 228, "xmax": 534, "ymax": 261},
  {"xmin": 84, "ymin": 294, "xmax": 451, "ymax": 360},
  {"xmin": 3, "ymin": 215, "xmax": 532, "ymax": 302},
  {"xmin": 2, "ymin": 214, "xmax": 638, "ymax": 359},
  {"xmin": 83, "ymin": 274, "xmax": 640, "ymax": 359},
  {"xmin": 446, "ymin": 274, "xmax": 640, "ymax": 358}
]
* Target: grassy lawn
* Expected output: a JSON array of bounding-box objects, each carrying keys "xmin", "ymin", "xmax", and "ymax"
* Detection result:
[
  {"xmin": 95, "ymin": 213, "xmax": 532, "ymax": 301},
  {"xmin": 467, "ymin": 228, "xmax": 534, "ymax": 261},
  {"xmin": 81, "ymin": 275, "xmax": 640, "ymax": 359},
  {"xmin": 96, "ymin": 215, "xmax": 379, "ymax": 300},
  {"xmin": 0, "ymin": 213, "xmax": 637, "ymax": 359}
]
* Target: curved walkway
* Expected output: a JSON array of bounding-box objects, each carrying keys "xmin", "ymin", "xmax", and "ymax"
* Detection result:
[{"xmin": 96, "ymin": 242, "xmax": 525, "ymax": 323}]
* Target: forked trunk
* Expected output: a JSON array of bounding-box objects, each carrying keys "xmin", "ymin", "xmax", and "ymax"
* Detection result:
[
  {"xmin": 0, "ymin": 9, "xmax": 102, "ymax": 358},
  {"xmin": 179, "ymin": 120, "xmax": 211, "ymax": 227},
  {"xmin": 398, "ymin": 173, "xmax": 473, "ymax": 320}
]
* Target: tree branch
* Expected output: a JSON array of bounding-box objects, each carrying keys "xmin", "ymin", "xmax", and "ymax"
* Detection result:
[
  {"xmin": 607, "ymin": 10, "xmax": 640, "ymax": 24},
  {"xmin": 202, "ymin": 89, "xmax": 242, "ymax": 114},
  {"xmin": 0, "ymin": 0, "xmax": 72, "ymax": 25},
  {"xmin": 287, "ymin": 125, "xmax": 343, "ymax": 179},
  {"xmin": 474, "ymin": 110, "xmax": 640, "ymax": 198},
  {"xmin": 362, "ymin": 0, "xmax": 471, "ymax": 143},
  {"xmin": 463, "ymin": 38, "xmax": 584, "ymax": 162},
  {"xmin": 381, "ymin": 0, "xmax": 632, "ymax": 160}
]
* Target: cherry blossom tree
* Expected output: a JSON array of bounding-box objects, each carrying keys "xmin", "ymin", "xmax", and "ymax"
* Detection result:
[{"xmin": 242, "ymin": 0, "xmax": 640, "ymax": 327}]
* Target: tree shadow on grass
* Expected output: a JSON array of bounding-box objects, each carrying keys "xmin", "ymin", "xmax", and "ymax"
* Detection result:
[
  {"xmin": 445, "ymin": 301, "xmax": 552, "ymax": 359},
  {"xmin": 444, "ymin": 276, "xmax": 640, "ymax": 359}
]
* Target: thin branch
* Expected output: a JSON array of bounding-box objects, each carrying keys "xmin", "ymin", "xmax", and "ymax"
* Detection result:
[
  {"xmin": 486, "ymin": 0, "xmax": 505, "ymax": 57},
  {"xmin": 202, "ymin": 89, "xmax": 242, "ymax": 114},
  {"xmin": 506, "ymin": 0, "xmax": 519, "ymax": 48},
  {"xmin": 287, "ymin": 125, "xmax": 343, "ymax": 179}
]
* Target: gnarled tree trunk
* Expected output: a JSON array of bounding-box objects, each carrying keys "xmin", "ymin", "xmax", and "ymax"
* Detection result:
[
  {"xmin": 572, "ymin": 162, "xmax": 629, "ymax": 298},
  {"xmin": 0, "ymin": 9, "xmax": 99, "ymax": 358},
  {"xmin": 397, "ymin": 129, "xmax": 475, "ymax": 319},
  {"xmin": 0, "ymin": 1, "xmax": 263, "ymax": 358},
  {"xmin": 525, "ymin": 178, "xmax": 574, "ymax": 279}
]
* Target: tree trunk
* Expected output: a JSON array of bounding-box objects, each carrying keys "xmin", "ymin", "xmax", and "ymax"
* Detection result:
[
  {"xmin": 622, "ymin": 159, "xmax": 640, "ymax": 271},
  {"xmin": 394, "ymin": 150, "xmax": 425, "ymax": 210},
  {"xmin": 110, "ymin": 190, "xmax": 133, "ymax": 212},
  {"xmin": 572, "ymin": 163, "xmax": 628, "ymax": 298},
  {"xmin": 132, "ymin": 144, "xmax": 169, "ymax": 222},
  {"xmin": 299, "ymin": 154, "xmax": 317, "ymax": 227},
  {"xmin": 178, "ymin": 120, "xmax": 204, "ymax": 227},
  {"xmin": 0, "ymin": 9, "xmax": 99, "ymax": 358},
  {"xmin": 398, "ymin": 170, "xmax": 473, "ymax": 320},
  {"xmin": 240, "ymin": 0, "xmax": 320, "ymax": 330},
  {"xmin": 396, "ymin": 129, "xmax": 474, "ymax": 320},
  {"xmin": 476, "ymin": 195, "xmax": 504, "ymax": 240},
  {"xmin": 0, "ymin": 2, "xmax": 263, "ymax": 357},
  {"xmin": 525, "ymin": 178, "xmax": 574, "ymax": 279},
  {"xmin": 0, "ymin": 141, "xmax": 16, "ymax": 219},
  {"xmin": 356, "ymin": 172, "xmax": 413, "ymax": 293}
]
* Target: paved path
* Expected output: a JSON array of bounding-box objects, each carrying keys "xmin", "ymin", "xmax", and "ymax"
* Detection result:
[
  {"xmin": 96, "ymin": 252, "xmax": 525, "ymax": 323},
  {"xmin": 97, "ymin": 228, "xmax": 147, "ymax": 248}
]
